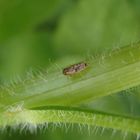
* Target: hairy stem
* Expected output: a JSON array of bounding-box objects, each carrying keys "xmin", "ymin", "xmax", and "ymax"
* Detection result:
[
  {"xmin": 0, "ymin": 42, "xmax": 140, "ymax": 109},
  {"xmin": 1, "ymin": 106, "xmax": 140, "ymax": 134}
]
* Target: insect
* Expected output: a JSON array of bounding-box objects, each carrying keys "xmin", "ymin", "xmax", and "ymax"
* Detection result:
[{"xmin": 63, "ymin": 62, "xmax": 88, "ymax": 75}]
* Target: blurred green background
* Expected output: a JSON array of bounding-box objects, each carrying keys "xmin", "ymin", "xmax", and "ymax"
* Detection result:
[{"xmin": 0, "ymin": 0, "xmax": 140, "ymax": 139}]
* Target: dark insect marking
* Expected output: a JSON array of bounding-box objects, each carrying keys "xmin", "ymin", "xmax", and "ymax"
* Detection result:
[{"xmin": 63, "ymin": 62, "xmax": 87, "ymax": 75}]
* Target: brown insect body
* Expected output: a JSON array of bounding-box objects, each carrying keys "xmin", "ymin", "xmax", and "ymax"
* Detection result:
[{"xmin": 63, "ymin": 62, "xmax": 87, "ymax": 75}]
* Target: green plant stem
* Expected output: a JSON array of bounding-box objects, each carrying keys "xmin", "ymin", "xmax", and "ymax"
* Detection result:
[
  {"xmin": 1, "ymin": 107, "xmax": 140, "ymax": 134},
  {"xmin": 0, "ymin": 42, "xmax": 140, "ymax": 109}
]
